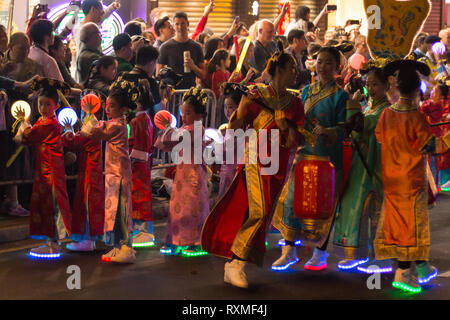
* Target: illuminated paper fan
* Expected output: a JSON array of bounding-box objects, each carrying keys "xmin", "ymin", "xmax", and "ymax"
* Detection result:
[
  {"xmin": 154, "ymin": 110, "xmax": 177, "ymax": 130},
  {"xmin": 205, "ymin": 128, "xmax": 223, "ymax": 143},
  {"xmin": 11, "ymin": 100, "xmax": 31, "ymax": 120},
  {"xmin": 58, "ymin": 107, "xmax": 78, "ymax": 127},
  {"xmin": 81, "ymin": 94, "xmax": 101, "ymax": 114}
]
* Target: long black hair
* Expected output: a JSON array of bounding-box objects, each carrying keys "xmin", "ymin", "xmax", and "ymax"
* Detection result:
[
  {"xmin": 83, "ymin": 55, "xmax": 117, "ymax": 88},
  {"xmin": 266, "ymin": 40, "xmax": 295, "ymax": 77},
  {"xmin": 207, "ymin": 49, "xmax": 229, "ymax": 74}
]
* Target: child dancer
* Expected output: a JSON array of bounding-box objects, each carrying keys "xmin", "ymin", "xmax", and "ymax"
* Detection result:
[
  {"xmin": 333, "ymin": 59, "xmax": 393, "ymax": 273},
  {"xmin": 62, "ymin": 100, "xmax": 105, "ymax": 252},
  {"xmin": 420, "ymin": 79, "xmax": 450, "ymax": 190},
  {"xmin": 14, "ymin": 83, "xmax": 72, "ymax": 258},
  {"xmin": 375, "ymin": 59, "xmax": 439, "ymax": 293},
  {"xmin": 217, "ymin": 89, "xmax": 242, "ymax": 198},
  {"xmin": 155, "ymin": 87, "xmax": 210, "ymax": 257},
  {"xmin": 129, "ymin": 80, "xmax": 156, "ymax": 247},
  {"xmin": 88, "ymin": 83, "xmax": 136, "ymax": 263}
]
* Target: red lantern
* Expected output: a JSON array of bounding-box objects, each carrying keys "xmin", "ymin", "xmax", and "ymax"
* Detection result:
[
  {"xmin": 81, "ymin": 94, "xmax": 101, "ymax": 114},
  {"xmin": 293, "ymin": 155, "xmax": 336, "ymax": 221}
]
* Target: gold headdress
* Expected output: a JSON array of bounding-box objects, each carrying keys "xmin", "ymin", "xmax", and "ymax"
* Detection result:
[{"xmin": 183, "ymin": 86, "xmax": 208, "ymax": 109}]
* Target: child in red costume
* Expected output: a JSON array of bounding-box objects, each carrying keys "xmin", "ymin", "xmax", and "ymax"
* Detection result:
[
  {"xmin": 129, "ymin": 80, "xmax": 157, "ymax": 247},
  {"xmin": 14, "ymin": 85, "xmax": 72, "ymax": 257}
]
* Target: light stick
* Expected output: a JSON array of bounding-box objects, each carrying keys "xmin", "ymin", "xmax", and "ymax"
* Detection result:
[{"xmin": 235, "ymin": 36, "xmax": 252, "ymax": 74}]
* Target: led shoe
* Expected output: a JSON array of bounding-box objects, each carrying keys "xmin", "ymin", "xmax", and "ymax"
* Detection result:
[
  {"xmin": 337, "ymin": 258, "xmax": 369, "ymax": 270},
  {"xmin": 66, "ymin": 240, "xmax": 95, "ymax": 252},
  {"xmin": 160, "ymin": 244, "xmax": 184, "ymax": 256},
  {"xmin": 132, "ymin": 232, "xmax": 156, "ymax": 248},
  {"xmin": 392, "ymin": 268, "xmax": 421, "ymax": 293},
  {"xmin": 181, "ymin": 245, "xmax": 208, "ymax": 257},
  {"xmin": 110, "ymin": 245, "xmax": 136, "ymax": 264},
  {"xmin": 416, "ymin": 262, "xmax": 438, "ymax": 284},
  {"xmin": 357, "ymin": 259, "xmax": 393, "ymax": 274},
  {"xmin": 304, "ymin": 248, "xmax": 329, "ymax": 271},
  {"xmin": 272, "ymin": 245, "xmax": 299, "ymax": 271},
  {"xmin": 8, "ymin": 203, "xmax": 30, "ymax": 217},
  {"xmin": 277, "ymin": 239, "xmax": 302, "ymax": 247},
  {"xmin": 29, "ymin": 242, "xmax": 61, "ymax": 259},
  {"xmin": 101, "ymin": 247, "xmax": 120, "ymax": 262},
  {"xmin": 224, "ymin": 259, "xmax": 248, "ymax": 289}
]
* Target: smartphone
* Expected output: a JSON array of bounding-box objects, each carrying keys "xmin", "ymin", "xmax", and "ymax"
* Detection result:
[
  {"xmin": 327, "ymin": 5, "xmax": 337, "ymax": 11},
  {"xmin": 349, "ymin": 20, "xmax": 360, "ymax": 25},
  {"xmin": 234, "ymin": 16, "xmax": 240, "ymax": 24}
]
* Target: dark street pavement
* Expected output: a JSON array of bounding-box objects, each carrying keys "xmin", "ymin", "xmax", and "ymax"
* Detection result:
[{"xmin": 0, "ymin": 193, "xmax": 450, "ymax": 300}]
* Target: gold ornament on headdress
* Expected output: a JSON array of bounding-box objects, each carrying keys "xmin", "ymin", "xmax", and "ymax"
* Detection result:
[{"xmin": 360, "ymin": 57, "xmax": 393, "ymax": 73}]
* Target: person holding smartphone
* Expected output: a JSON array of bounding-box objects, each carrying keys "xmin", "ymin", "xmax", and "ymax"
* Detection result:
[{"xmin": 285, "ymin": 4, "xmax": 335, "ymax": 36}]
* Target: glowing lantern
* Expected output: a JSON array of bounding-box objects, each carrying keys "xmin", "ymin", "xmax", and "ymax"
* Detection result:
[
  {"xmin": 81, "ymin": 94, "xmax": 101, "ymax": 114},
  {"xmin": 57, "ymin": 108, "xmax": 78, "ymax": 127},
  {"xmin": 293, "ymin": 156, "xmax": 336, "ymax": 238},
  {"xmin": 11, "ymin": 100, "xmax": 31, "ymax": 120}
]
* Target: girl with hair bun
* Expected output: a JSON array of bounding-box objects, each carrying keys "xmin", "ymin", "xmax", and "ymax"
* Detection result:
[
  {"xmin": 87, "ymin": 80, "xmax": 138, "ymax": 263},
  {"xmin": 374, "ymin": 59, "xmax": 441, "ymax": 293},
  {"xmin": 202, "ymin": 41, "xmax": 306, "ymax": 288},
  {"xmin": 155, "ymin": 87, "xmax": 210, "ymax": 257},
  {"xmin": 271, "ymin": 45, "xmax": 349, "ymax": 272}
]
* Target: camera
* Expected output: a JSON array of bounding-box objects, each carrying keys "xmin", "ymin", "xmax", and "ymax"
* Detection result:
[
  {"xmin": 348, "ymin": 74, "xmax": 365, "ymax": 95},
  {"xmin": 349, "ymin": 20, "xmax": 360, "ymax": 25},
  {"xmin": 157, "ymin": 67, "xmax": 183, "ymax": 89}
]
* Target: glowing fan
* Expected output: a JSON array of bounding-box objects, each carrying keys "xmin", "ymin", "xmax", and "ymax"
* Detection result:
[
  {"xmin": 57, "ymin": 108, "xmax": 78, "ymax": 127},
  {"xmin": 205, "ymin": 128, "xmax": 223, "ymax": 143},
  {"xmin": 432, "ymin": 42, "xmax": 446, "ymax": 56},
  {"xmin": 81, "ymin": 94, "xmax": 101, "ymax": 114},
  {"xmin": 11, "ymin": 100, "xmax": 31, "ymax": 120},
  {"xmin": 154, "ymin": 110, "xmax": 177, "ymax": 130}
]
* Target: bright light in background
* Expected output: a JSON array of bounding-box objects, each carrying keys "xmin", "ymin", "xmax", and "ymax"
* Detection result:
[
  {"xmin": 58, "ymin": 107, "xmax": 78, "ymax": 127},
  {"xmin": 11, "ymin": 100, "xmax": 31, "ymax": 120},
  {"xmin": 47, "ymin": 3, "xmax": 125, "ymax": 55},
  {"xmin": 432, "ymin": 41, "xmax": 447, "ymax": 56},
  {"xmin": 420, "ymin": 80, "xmax": 428, "ymax": 94}
]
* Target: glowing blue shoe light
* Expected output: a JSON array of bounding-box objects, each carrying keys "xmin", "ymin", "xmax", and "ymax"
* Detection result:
[
  {"xmin": 271, "ymin": 258, "xmax": 300, "ymax": 271},
  {"xmin": 277, "ymin": 239, "xmax": 302, "ymax": 247},
  {"xmin": 337, "ymin": 258, "xmax": 369, "ymax": 270},
  {"xmin": 28, "ymin": 252, "xmax": 61, "ymax": 260}
]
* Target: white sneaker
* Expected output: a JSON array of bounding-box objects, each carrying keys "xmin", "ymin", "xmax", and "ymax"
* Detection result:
[
  {"xmin": 132, "ymin": 232, "xmax": 156, "ymax": 247},
  {"xmin": 29, "ymin": 241, "xmax": 61, "ymax": 259},
  {"xmin": 110, "ymin": 245, "xmax": 136, "ymax": 264},
  {"xmin": 272, "ymin": 245, "xmax": 299, "ymax": 270},
  {"xmin": 337, "ymin": 258, "xmax": 369, "ymax": 270},
  {"xmin": 66, "ymin": 240, "xmax": 95, "ymax": 252},
  {"xmin": 304, "ymin": 248, "xmax": 329, "ymax": 270},
  {"xmin": 393, "ymin": 268, "xmax": 421, "ymax": 293},
  {"xmin": 357, "ymin": 259, "xmax": 393, "ymax": 274},
  {"xmin": 102, "ymin": 247, "xmax": 120, "ymax": 262},
  {"xmin": 416, "ymin": 262, "xmax": 438, "ymax": 284},
  {"xmin": 224, "ymin": 259, "xmax": 248, "ymax": 288}
]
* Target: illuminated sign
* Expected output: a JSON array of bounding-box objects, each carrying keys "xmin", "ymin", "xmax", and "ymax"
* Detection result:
[{"xmin": 47, "ymin": 3, "xmax": 125, "ymax": 55}]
